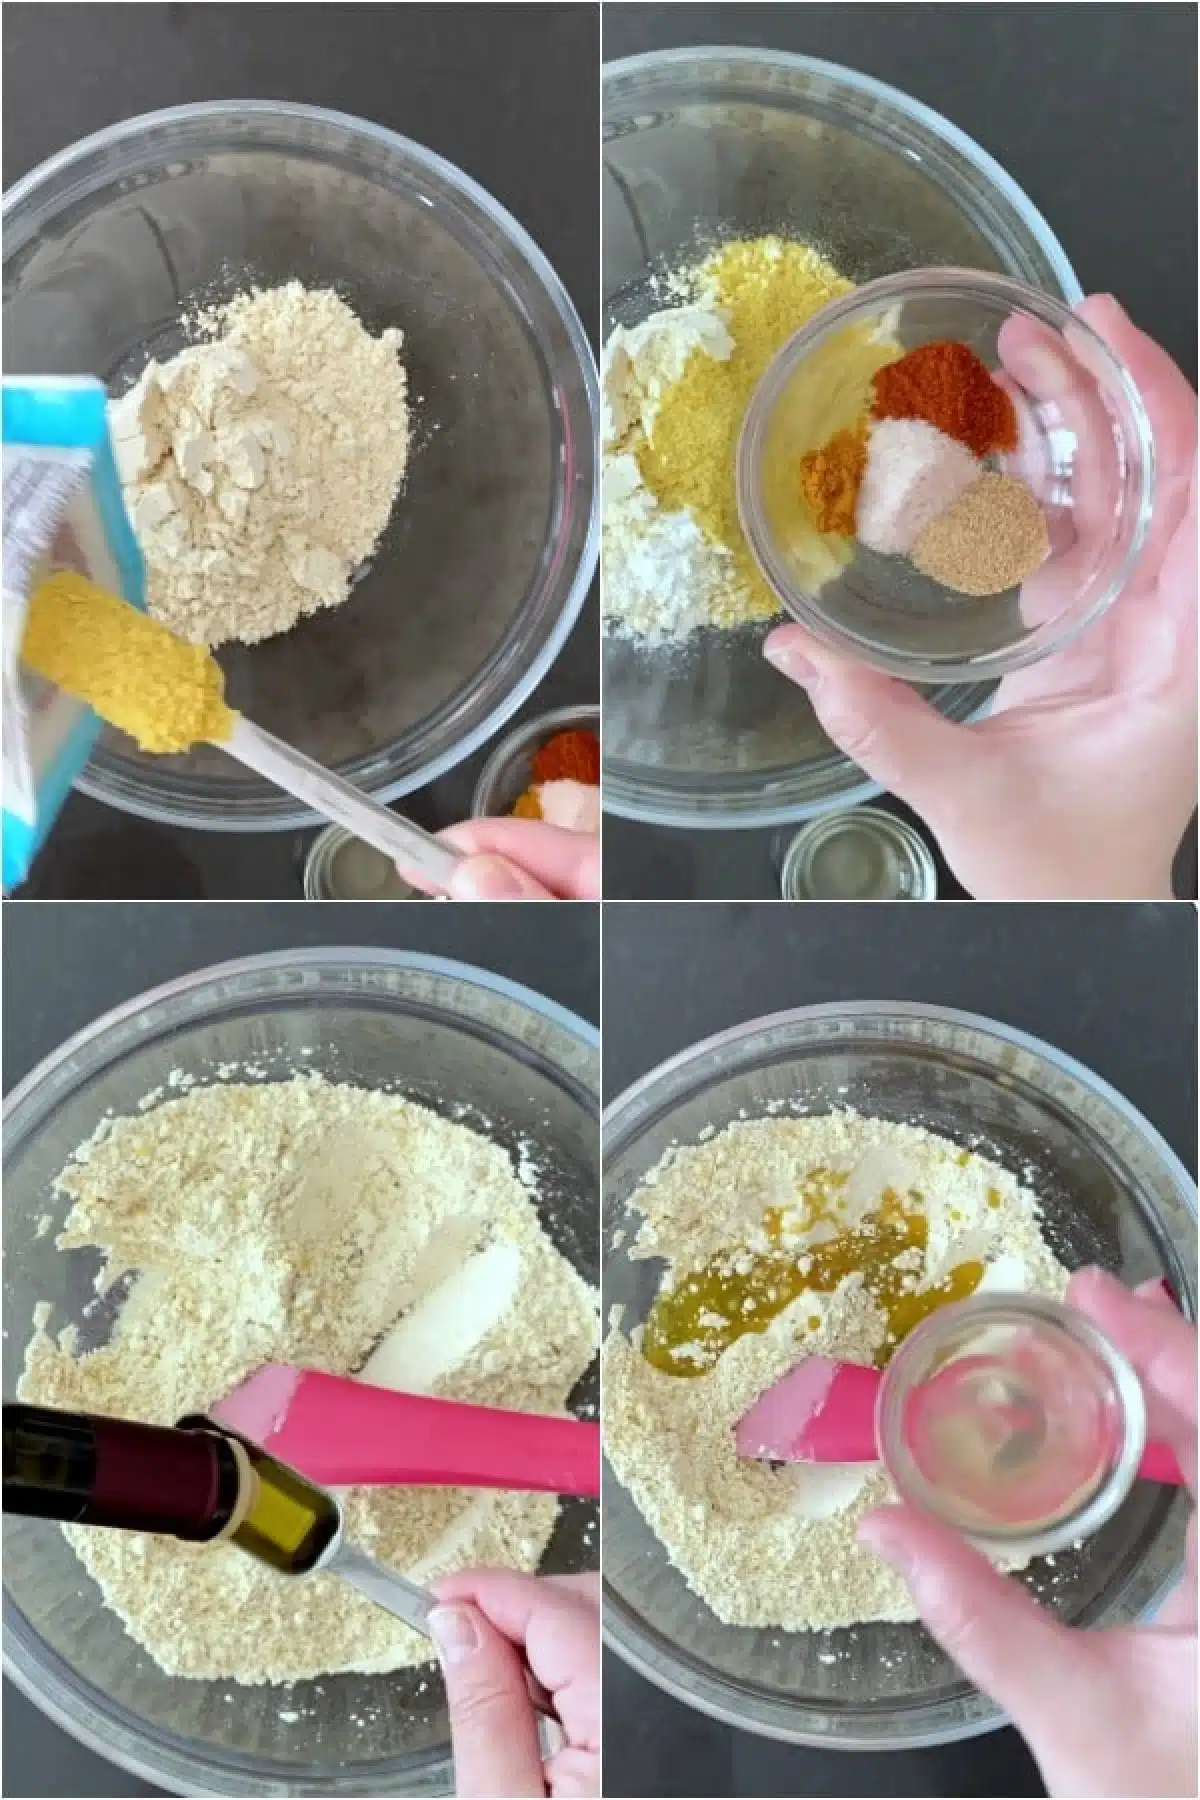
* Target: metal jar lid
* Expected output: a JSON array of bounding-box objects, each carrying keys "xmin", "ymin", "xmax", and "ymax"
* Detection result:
[
  {"xmin": 303, "ymin": 826, "xmax": 429, "ymax": 901},
  {"xmin": 779, "ymin": 806, "xmax": 938, "ymax": 901}
]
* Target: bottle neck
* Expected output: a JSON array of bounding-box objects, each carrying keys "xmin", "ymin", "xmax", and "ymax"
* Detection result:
[{"xmin": 178, "ymin": 1413, "xmax": 342, "ymax": 1573}]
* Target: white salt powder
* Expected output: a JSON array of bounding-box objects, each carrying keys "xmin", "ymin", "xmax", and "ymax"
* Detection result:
[{"xmin": 857, "ymin": 418, "xmax": 981, "ymax": 557}]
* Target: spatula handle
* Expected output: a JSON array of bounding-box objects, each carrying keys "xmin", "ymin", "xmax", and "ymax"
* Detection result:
[
  {"xmin": 270, "ymin": 1375, "xmax": 601, "ymax": 1497},
  {"xmin": 224, "ymin": 715, "xmax": 461, "ymax": 890},
  {"xmin": 1137, "ymin": 1440, "xmax": 1185, "ymax": 1485}
]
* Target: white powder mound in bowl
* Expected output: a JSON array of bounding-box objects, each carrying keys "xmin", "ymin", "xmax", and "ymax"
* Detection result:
[
  {"xmin": 856, "ymin": 419, "xmax": 981, "ymax": 557},
  {"xmin": 537, "ymin": 779, "xmax": 601, "ymax": 833},
  {"xmin": 110, "ymin": 285, "xmax": 410, "ymax": 648}
]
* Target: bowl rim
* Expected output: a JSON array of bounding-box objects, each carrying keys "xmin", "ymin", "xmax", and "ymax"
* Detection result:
[
  {"xmin": 3, "ymin": 946, "xmax": 600, "ymax": 1126},
  {"xmin": 3, "ymin": 946, "xmax": 597, "ymax": 1797},
  {"xmin": 601, "ymin": 998, "xmax": 1196, "ymax": 1749},
  {"xmin": 602, "ymin": 45, "xmax": 1084, "ymax": 305},
  {"xmin": 600, "ymin": 45, "xmax": 1086, "ymax": 830},
  {"xmin": 4, "ymin": 99, "xmax": 600, "ymax": 833},
  {"xmin": 737, "ymin": 267, "xmax": 1156, "ymax": 681}
]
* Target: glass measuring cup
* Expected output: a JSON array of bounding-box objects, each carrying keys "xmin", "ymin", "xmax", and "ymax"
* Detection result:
[{"xmin": 877, "ymin": 1293, "xmax": 1149, "ymax": 1558}]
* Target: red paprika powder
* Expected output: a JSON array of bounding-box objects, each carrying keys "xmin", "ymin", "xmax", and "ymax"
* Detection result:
[
  {"xmin": 871, "ymin": 340, "xmax": 1017, "ymax": 458},
  {"xmin": 511, "ymin": 727, "xmax": 601, "ymax": 818},
  {"xmin": 531, "ymin": 728, "xmax": 601, "ymax": 786}
]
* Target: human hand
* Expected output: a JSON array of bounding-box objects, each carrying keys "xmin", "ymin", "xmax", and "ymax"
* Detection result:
[
  {"xmin": 860, "ymin": 1269, "xmax": 1197, "ymax": 1799},
  {"xmin": 404, "ymin": 820, "xmax": 601, "ymax": 900},
  {"xmin": 763, "ymin": 296, "xmax": 1198, "ymax": 899},
  {"xmin": 429, "ymin": 1569, "xmax": 600, "ymax": 1798}
]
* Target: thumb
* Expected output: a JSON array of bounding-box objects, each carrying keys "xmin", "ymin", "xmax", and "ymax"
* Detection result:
[
  {"xmin": 449, "ymin": 853, "xmax": 554, "ymax": 900},
  {"xmin": 429, "ymin": 1603, "xmax": 546, "ymax": 1798},
  {"xmin": 860, "ymin": 1506, "xmax": 1096, "ymax": 1739},
  {"xmin": 763, "ymin": 624, "xmax": 977, "ymax": 810}
]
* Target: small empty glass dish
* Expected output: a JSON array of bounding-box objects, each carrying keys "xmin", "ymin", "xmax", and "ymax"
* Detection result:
[
  {"xmin": 303, "ymin": 824, "xmax": 429, "ymax": 900},
  {"xmin": 738, "ymin": 270, "xmax": 1154, "ymax": 681},
  {"xmin": 779, "ymin": 807, "xmax": 937, "ymax": 900},
  {"xmin": 877, "ymin": 1294, "xmax": 1148, "ymax": 1558}
]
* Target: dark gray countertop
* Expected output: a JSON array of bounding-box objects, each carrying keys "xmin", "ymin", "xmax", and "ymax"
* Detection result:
[
  {"xmin": 2, "ymin": 900, "xmax": 598, "ymax": 1798},
  {"xmin": 602, "ymin": 898, "xmax": 1197, "ymax": 1797},
  {"xmin": 3, "ymin": 0, "xmax": 599, "ymax": 899},
  {"xmin": 601, "ymin": 1, "xmax": 1198, "ymax": 900}
]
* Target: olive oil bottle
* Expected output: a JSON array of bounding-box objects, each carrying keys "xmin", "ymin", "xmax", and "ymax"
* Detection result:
[{"xmin": 4, "ymin": 1402, "xmax": 340, "ymax": 1573}]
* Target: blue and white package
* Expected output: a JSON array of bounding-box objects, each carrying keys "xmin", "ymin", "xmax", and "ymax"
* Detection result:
[{"xmin": 2, "ymin": 378, "xmax": 145, "ymax": 891}]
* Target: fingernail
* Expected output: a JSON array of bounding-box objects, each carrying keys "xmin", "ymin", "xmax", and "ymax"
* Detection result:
[
  {"xmin": 450, "ymin": 854, "xmax": 530, "ymax": 900},
  {"xmin": 763, "ymin": 642, "xmax": 818, "ymax": 684},
  {"xmin": 1086, "ymin": 293, "xmax": 1129, "ymax": 328},
  {"xmin": 858, "ymin": 1517, "xmax": 916, "ymax": 1579},
  {"xmin": 1020, "ymin": 344, "xmax": 1073, "ymax": 399},
  {"xmin": 428, "ymin": 1605, "xmax": 480, "ymax": 1664}
]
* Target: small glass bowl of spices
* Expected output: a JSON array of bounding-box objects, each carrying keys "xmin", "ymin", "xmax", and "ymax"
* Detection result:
[
  {"xmin": 471, "ymin": 704, "xmax": 601, "ymax": 834},
  {"xmin": 738, "ymin": 269, "xmax": 1154, "ymax": 682}
]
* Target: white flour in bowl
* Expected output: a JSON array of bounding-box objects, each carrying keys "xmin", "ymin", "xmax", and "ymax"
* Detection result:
[
  {"xmin": 110, "ymin": 284, "xmax": 410, "ymax": 648},
  {"xmin": 601, "ymin": 297, "xmax": 744, "ymax": 644}
]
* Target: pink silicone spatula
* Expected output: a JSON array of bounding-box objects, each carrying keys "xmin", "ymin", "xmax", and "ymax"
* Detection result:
[
  {"xmin": 734, "ymin": 1353, "xmax": 1183, "ymax": 1485},
  {"xmin": 209, "ymin": 1363, "xmax": 600, "ymax": 1497}
]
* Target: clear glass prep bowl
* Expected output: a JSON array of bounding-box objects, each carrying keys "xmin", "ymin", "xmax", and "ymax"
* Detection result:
[
  {"xmin": 601, "ymin": 48, "xmax": 1083, "ymax": 829},
  {"xmin": 3, "ymin": 950, "xmax": 599, "ymax": 1797},
  {"xmin": 471, "ymin": 703, "xmax": 601, "ymax": 818},
  {"xmin": 602, "ymin": 1002, "xmax": 1195, "ymax": 1748},
  {"xmin": 3, "ymin": 102, "xmax": 599, "ymax": 831},
  {"xmin": 739, "ymin": 271, "xmax": 1153, "ymax": 681}
]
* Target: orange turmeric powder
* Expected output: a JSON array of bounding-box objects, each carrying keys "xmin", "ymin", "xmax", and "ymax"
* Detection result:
[{"xmin": 798, "ymin": 422, "xmax": 868, "ymax": 536}]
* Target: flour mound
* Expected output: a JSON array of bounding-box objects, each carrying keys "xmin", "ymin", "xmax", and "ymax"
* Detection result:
[
  {"xmin": 601, "ymin": 455, "xmax": 736, "ymax": 643},
  {"xmin": 110, "ymin": 285, "xmax": 410, "ymax": 647},
  {"xmin": 21, "ymin": 1074, "xmax": 597, "ymax": 1683}
]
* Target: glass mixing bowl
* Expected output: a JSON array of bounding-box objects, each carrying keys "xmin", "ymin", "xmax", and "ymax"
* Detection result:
[
  {"xmin": 603, "ymin": 1002, "xmax": 1195, "ymax": 1748},
  {"xmin": 602, "ymin": 48, "xmax": 1083, "ymax": 829},
  {"xmin": 3, "ymin": 102, "xmax": 598, "ymax": 830},
  {"xmin": 739, "ymin": 271, "xmax": 1153, "ymax": 681},
  {"xmin": 4, "ymin": 950, "xmax": 599, "ymax": 1796}
]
